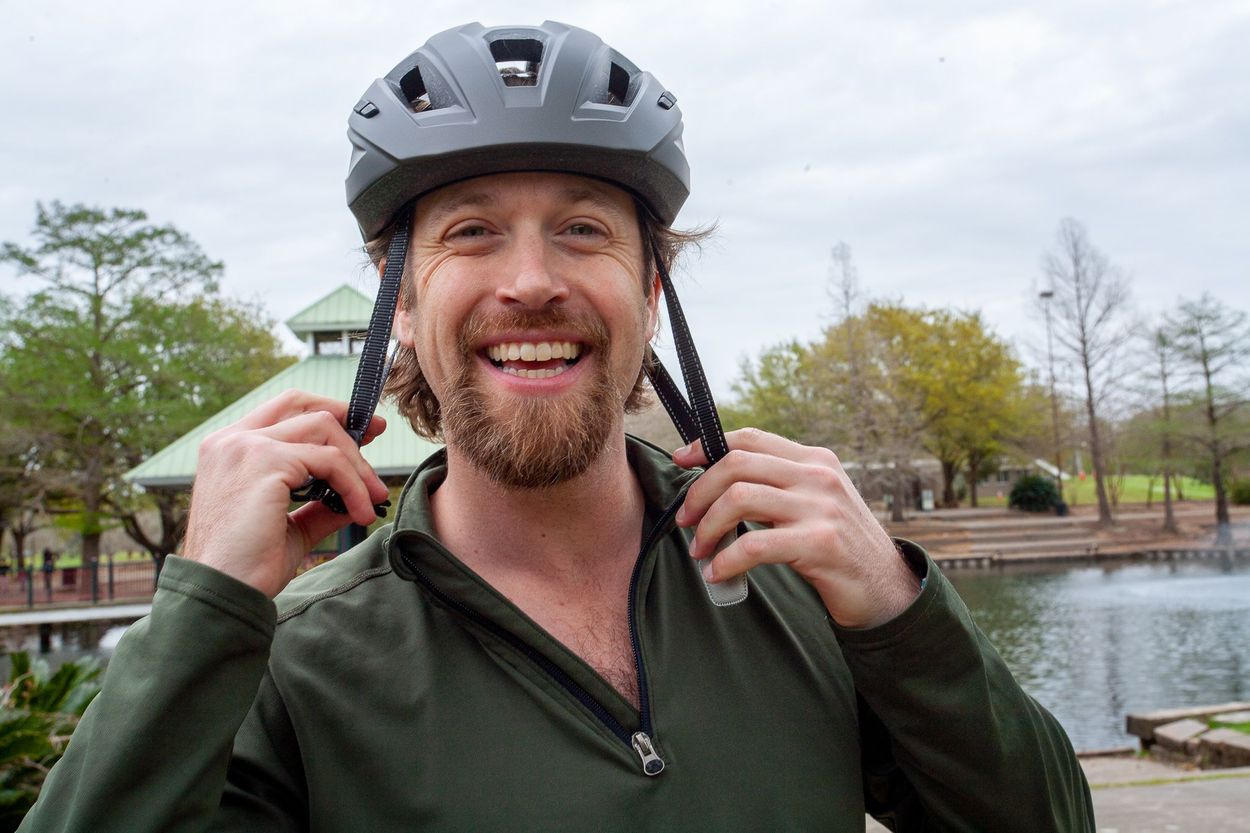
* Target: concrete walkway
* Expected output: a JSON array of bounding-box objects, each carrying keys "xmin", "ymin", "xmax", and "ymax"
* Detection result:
[{"xmin": 865, "ymin": 757, "xmax": 1250, "ymax": 831}]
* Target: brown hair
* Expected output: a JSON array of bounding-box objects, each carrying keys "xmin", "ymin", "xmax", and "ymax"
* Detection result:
[{"xmin": 369, "ymin": 197, "xmax": 711, "ymax": 440}]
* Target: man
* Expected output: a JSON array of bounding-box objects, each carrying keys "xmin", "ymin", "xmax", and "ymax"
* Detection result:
[{"xmin": 21, "ymin": 22, "xmax": 1093, "ymax": 832}]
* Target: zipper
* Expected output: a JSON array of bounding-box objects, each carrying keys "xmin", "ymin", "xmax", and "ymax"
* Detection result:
[{"xmin": 396, "ymin": 484, "xmax": 690, "ymax": 777}]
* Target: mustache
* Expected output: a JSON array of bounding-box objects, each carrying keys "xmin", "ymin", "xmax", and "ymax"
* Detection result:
[{"xmin": 456, "ymin": 307, "xmax": 610, "ymax": 356}]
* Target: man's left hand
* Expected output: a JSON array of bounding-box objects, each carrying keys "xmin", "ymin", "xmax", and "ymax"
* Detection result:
[{"xmin": 674, "ymin": 428, "xmax": 921, "ymax": 629}]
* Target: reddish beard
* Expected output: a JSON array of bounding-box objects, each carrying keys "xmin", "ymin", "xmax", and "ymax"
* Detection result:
[{"xmin": 439, "ymin": 307, "xmax": 631, "ymax": 489}]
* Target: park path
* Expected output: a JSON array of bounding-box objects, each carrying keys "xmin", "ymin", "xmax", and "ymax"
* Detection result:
[{"xmin": 864, "ymin": 757, "xmax": 1250, "ymax": 832}]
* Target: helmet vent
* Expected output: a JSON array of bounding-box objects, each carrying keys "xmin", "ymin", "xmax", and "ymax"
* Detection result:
[
  {"xmin": 607, "ymin": 62, "xmax": 632, "ymax": 106},
  {"xmin": 489, "ymin": 38, "xmax": 543, "ymax": 87},
  {"xmin": 398, "ymin": 66, "xmax": 432, "ymax": 112}
]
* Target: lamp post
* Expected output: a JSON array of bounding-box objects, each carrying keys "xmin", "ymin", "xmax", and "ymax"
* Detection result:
[{"xmin": 1039, "ymin": 290, "xmax": 1063, "ymax": 496}]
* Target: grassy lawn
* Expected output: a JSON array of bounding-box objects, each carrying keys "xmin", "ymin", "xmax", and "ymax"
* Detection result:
[{"xmin": 975, "ymin": 474, "xmax": 1216, "ymax": 508}]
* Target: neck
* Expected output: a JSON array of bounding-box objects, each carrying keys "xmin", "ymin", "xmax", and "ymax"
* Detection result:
[{"xmin": 431, "ymin": 431, "xmax": 645, "ymax": 584}]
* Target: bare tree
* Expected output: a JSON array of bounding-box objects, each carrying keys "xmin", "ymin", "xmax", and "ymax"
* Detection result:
[
  {"xmin": 1165, "ymin": 294, "xmax": 1250, "ymax": 545},
  {"xmin": 1039, "ymin": 219, "xmax": 1133, "ymax": 526},
  {"xmin": 1151, "ymin": 328, "xmax": 1180, "ymax": 534},
  {"xmin": 826, "ymin": 242, "xmax": 871, "ymax": 493}
]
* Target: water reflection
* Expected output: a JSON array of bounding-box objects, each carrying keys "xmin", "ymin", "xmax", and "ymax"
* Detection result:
[{"xmin": 946, "ymin": 558, "xmax": 1250, "ymax": 750}]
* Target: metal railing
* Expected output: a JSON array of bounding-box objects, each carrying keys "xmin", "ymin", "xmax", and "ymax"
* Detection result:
[
  {"xmin": 0, "ymin": 552, "xmax": 338, "ymax": 610},
  {"xmin": 0, "ymin": 558, "xmax": 158, "ymax": 609}
]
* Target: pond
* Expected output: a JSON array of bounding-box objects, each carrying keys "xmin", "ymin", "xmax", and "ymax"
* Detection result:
[
  {"xmin": 945, "ymin": 557, "xmax": 1250, "ymax": 751},
  {"xmin": 14, "ymin": 557, "xmax": 1250, "ymax": 752}
]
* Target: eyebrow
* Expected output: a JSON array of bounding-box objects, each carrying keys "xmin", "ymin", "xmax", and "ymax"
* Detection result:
[{"xmin": 417, "ymin": 182, "xmax": 631, "ymax": 228}]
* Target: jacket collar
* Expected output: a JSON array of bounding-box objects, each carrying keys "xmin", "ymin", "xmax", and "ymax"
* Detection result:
[{"xmin": 385, "ymin": 434, "xmax": 700, "ymax": 585}]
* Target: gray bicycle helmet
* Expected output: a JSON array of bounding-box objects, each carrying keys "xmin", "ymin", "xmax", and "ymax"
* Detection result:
[{"xmin": 345, "ymin": 20, "xmax": 691, "ymax": 239}]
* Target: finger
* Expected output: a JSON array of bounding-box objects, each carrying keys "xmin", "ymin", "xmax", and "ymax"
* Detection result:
[
  {"xmin": 674, "ymin": 427, "xmax": 836, "ymax": 470},
  {"xmin": 231, "ymin": 390, "xmax": 353, "ymax": 433},
  {"xmin": 260, "ymin": 411, "xmax": 387, "ymax": 499},
  {"xmin": 360, "ymin": 414, "xmax": 387, "ymax": 446},
  {"xmin": 290, "ymin": 501, "xmax": 357, "ymax": 550},
  {"xmin": 689, "ymin": 481, "xmax": 805, "ymax": 561},
  {"xmin": 296, "ymin": 444, "xmax": 383, "ymax": 526},
  {"xmin": 701, "ymin": 527, "xmax": 807, "ymax": 583},
  {"xmin": 677, "ymin": 450, "xmax": 812, "ymax": 528}
]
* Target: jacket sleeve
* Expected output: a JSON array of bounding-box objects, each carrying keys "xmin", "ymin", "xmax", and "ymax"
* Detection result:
[
  {"xmin": 833, "ymin": 541, "xmax": 1095, "ymax": 833},
  {"xmin": 18, "ymin": 556, "xmax": 303, "ymax": 833}
]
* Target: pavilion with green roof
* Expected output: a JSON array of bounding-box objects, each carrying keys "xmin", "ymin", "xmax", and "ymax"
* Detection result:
[{"xmin": 126, "ymin": 285, "xmax": 443, "ymax": 552}]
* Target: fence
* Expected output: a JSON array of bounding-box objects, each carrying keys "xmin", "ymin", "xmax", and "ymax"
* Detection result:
[
  {"xmin": 0, "ymin": 553, "xmax": 337, "ymax": 610},
  {"xmin": 0, "ymin": 558, "xmax": 158, "ymax": 609}
]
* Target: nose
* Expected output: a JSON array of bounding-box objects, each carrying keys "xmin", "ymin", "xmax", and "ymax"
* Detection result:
[{"xmin": 495, "ymin": 229, "xmax": 570, "ymax": 309}]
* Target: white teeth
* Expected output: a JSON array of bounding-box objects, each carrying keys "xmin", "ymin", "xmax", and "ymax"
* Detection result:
[
  {"xmin": 500, "ymin": 365, "xmax": 570, "ymax": 379},
  {"xmin": 487, "ymin": 340, "xmax": 582, "ymax": 363}
]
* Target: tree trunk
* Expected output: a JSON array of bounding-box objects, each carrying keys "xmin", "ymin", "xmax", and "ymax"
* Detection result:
[
  {"xmin": 1199, "ymin": 349, "xmax": 1233, "ymax": 545},
  {"xmin": 81, "ymin": 458, "xmax": 104, "ymax": 566},
  {"xmin": 11, "ymin": 529, "xmax": 27, "ymax": 572},
  {"xmin": 1081, "ymin": 361, "xmax": 1114, "ymax": 525},
  {"xmin": 890, "ymin": 465, "xmax": 906, "ymax": 523},
  {"xmin": 940, "ymin": 458, "xmax": 958, "ymax": 508},
  {"xmin": 1162, "ymin": 469, "xmax": 1177, "ymax": 535}
]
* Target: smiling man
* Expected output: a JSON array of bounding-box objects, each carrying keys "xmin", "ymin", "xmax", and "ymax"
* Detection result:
[{"xmin": 21, "ymin": 21, "xmax": 1093, "ymax": 833}]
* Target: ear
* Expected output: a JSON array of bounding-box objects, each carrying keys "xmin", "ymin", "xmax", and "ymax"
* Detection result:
[
  {"xmin": 393, "ymin": 305, "xmax": 416, "ymax": 348},
  {"xmin": 645, "ymin": 272, "xmax": 662, "ymax": 341}
]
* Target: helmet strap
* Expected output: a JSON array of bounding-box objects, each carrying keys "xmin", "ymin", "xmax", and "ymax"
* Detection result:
[{"xmin": 290, "ymin": 204, "xmax": 413, "ymax": 516}]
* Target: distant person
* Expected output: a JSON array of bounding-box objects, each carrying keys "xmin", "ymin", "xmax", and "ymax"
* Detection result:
[{"xmin": 21, "ymin": 21, "xmax": 1093, "ymax": 832}]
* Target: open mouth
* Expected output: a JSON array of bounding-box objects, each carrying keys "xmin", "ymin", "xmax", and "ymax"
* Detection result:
[{"xmin": 484, "ymin": 340, "xmax": 585, "ymax": 379}]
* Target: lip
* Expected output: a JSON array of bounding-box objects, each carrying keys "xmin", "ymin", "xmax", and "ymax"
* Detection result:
[{"xmin": 474, "ymin": 349, "xmax": 591, "ymax": 393}]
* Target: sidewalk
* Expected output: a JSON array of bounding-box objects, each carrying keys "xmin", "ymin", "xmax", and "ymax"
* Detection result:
[{"xmin": 865, "ymin": 756, "xmax": 1250, "ymax": 831}]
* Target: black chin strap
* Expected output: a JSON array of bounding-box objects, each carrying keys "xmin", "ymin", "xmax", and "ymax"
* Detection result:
[
  {"xmin": 643, "ymin": 237, "xmax": 730, "ymax": 465},
  {"xmin": 290, "ymin": 205, "xmax": 412, "ymax": 515}
]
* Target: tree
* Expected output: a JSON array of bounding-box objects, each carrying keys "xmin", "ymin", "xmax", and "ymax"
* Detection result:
[
  {"xmin": 1165, "ymin": 294, "xmax": 1250, "ymax": 545},
  {"xmin": 1039, "ymin": 218, "xmax": 1133, "ymax": 526},
  {"xmin": 913, "ymin": 310, "xmax": 1037, "ymax": 508},
  {"xmin": 0, "ymin": 202, "xmax": 294, "ymax": 567}
]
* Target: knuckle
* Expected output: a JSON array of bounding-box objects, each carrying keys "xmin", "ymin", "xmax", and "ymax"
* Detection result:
[
  {"xmin": 275, "ymin": 388, "xmax": 303, "ymax": 408},
  {"xmin": 740, "ymin": 426, "xmax": 765, "ymax": 444},
  {"xmin": 725, "ymin": 481, "xmax": 755, "ymax": 506},
  {"xmin": 739, "ymin": 532, "xmax": 765, "ymax": 560}
]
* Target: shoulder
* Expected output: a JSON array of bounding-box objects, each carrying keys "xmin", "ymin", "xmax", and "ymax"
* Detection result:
[{"xmin": 274, "ymin": 525, "xmax": 397, "ymax": 625}]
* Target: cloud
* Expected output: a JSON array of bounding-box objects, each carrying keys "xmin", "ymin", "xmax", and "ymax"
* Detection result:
[{"xmin": 3, "ymin": 0, "xmax": 1247, "ymax": 398}]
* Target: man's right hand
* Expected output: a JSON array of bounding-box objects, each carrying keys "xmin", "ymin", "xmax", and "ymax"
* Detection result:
[{"xmin": 180, "ymin": 390, "xmax": 390, "ymax": 598}]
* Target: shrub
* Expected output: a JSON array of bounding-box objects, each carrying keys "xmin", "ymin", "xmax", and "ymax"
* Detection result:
[
  {"xmin": 0, "ymin": 652, "xmax": 101, "ymax": 830},
  {"xmin": 1231, "ymin": 479, "xmax": 1250, "ymax": 506},
  {"xmin": 1009, "ymin": 473, "xmax": 1061, "ymax": 513}
]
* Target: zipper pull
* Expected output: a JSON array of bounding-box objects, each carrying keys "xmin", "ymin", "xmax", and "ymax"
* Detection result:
[{"xmin": 631, "ymin": 731, "xmax": 665, "ymax": 776}]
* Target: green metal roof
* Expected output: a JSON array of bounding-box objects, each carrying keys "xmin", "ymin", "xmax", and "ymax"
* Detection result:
[
  {"xmin": 126, "ymin": 354, "xmax": 441, "ymax": 489},
  {"xmin": 285, "ymin": 285, "xmax": 374, "ymax": 336}
]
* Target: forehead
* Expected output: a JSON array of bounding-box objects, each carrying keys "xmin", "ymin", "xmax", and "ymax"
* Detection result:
[{"xmin": 414, "ymin": 172, "xmax": 637, "ymax": 225}]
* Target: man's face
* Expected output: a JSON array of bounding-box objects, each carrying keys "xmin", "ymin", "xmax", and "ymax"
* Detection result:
[{"xmin": 394, "ymin": 172, "xmax": 660, "ymax": 488}]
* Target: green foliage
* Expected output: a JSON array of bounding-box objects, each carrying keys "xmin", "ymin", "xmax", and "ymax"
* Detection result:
[
  {"xmin": 1231, "ymin": 479, "xmax": 1250, "ymax": 506},
  {"xmin": 0, "ymin": 201, "xmax": 295, "ymax": 562},
  {"xmin": 0, "ymin": 652, "xmax": 101, "ymax": 829},
  {"xmin": 1009, "ymin": 473, "xmax": 1060, "ymax": 512},
  {"xmin": 728, "ymin": 294, "xmax": 1038, "ymax": 506}
]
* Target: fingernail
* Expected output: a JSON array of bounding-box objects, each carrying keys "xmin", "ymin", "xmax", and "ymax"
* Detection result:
[
  {"xmin": 676, "ymin": 443, "xmax": 691, "ymax": 456},
  {"xmin": 688, "ymin": 535, "xmax": 698, "ymax": 556},
  {"xmin": 701, "ymin": 560, "xmax": 715, "ymax": 582}
]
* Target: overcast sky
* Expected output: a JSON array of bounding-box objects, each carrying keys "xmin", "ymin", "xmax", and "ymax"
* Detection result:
[{"xmin": 3, "ymin": 0, "xmax": 1247, "ymax": 400}]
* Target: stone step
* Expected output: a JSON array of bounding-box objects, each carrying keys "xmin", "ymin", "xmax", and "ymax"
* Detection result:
[{"xmin": 970, "ymin": 537, "xmax": 1102, "ymax": 555}]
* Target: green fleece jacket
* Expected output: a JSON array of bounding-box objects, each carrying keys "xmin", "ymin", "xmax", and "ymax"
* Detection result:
[{"xmin": 21, "ymin": 438, "xmax": 1093, "ymax": 832}]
